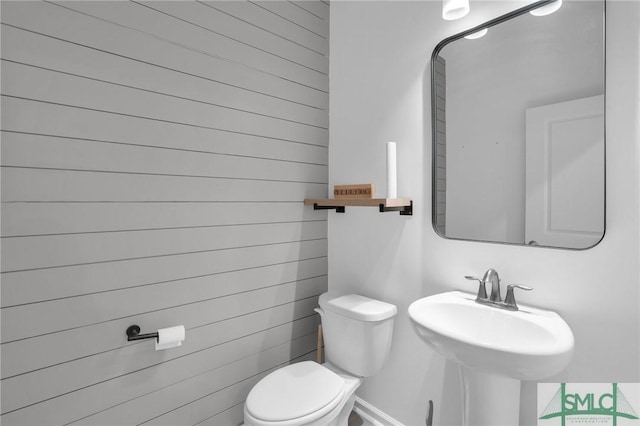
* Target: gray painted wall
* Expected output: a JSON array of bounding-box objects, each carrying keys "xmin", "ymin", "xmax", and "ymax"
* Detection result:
[
  {"xmin": 0, "ymin": 1, "xmax": 329, "ymax": 424},
  {"xmin": 329, "ymin": 1, "xmax": 639, "ymax": 424}
]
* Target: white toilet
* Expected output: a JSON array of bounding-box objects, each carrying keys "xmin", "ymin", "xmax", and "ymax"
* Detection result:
[{"xmin": 243, "ymin": 292, "xmax": 397, "ymax": 426}]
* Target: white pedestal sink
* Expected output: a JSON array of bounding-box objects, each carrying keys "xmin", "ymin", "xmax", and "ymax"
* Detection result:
[{"xmin": 408, "ymin": 291, "xmax": 574, "ymax": 426}]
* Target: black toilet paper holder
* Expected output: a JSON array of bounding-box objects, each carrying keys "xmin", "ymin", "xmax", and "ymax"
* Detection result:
[{"xmin": 126, "ymin": 325, "xmax": 158, "ymax": 342}]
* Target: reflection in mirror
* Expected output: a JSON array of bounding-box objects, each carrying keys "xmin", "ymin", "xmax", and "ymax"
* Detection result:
[{"xmin": 432, "ymin": 0, "xmax": 605, "ymax": 249}]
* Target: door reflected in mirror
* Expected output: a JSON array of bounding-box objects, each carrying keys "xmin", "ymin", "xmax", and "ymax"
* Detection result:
[{"xmin": 432, "ymin": 0, "xmax": 605, "ymax": 249}]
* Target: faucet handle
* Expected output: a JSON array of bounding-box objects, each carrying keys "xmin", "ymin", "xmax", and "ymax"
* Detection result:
[
  {"xmin": 504, "ymin": 284, "xmax": 533, "ymax": 310},
  {"xmin": 465, "ymin": 276, "xmax": 487, "ymax": 300}
]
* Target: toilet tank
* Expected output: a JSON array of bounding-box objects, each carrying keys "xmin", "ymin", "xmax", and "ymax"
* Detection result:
[{"xmin": 318, "ymin": 293, "xmax": 397, "ymax": 377}]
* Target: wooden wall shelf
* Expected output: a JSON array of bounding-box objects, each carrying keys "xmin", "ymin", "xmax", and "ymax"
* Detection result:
[{"xmin": 304, "ymin": 198, "xmax": 413, "ymax": 216}]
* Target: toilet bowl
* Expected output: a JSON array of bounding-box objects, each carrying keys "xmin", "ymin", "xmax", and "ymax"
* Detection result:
[
  {"xmin": 244, "ymin": 293, "xmax": 397, "ymax": 426},
  {"xmin": 244, "ymin": 361, "xmax": 360, "ymax": 426}
]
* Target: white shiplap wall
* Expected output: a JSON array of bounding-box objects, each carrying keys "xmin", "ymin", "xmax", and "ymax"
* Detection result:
[{"xmin": 0, "ymin": 1, "xmax": 329, "ymax": 424}]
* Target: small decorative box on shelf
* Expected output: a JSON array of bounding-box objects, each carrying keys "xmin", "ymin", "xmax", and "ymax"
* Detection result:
[
  {"xmin": 333, "ymin": 184, "xmax": 375, "ymax": 199},
  {"xmin": 304, "ymin": 197, "xmax": 413, "ymax": 216}
]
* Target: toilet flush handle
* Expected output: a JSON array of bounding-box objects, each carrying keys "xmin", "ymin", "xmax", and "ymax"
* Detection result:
[{"xmin": 314, "ymin": 307, "xmax": 324, "ymax": 317}]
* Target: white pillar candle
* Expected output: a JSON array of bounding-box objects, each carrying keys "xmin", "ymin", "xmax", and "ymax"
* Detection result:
[{"xmin": 386, "ymin": 142, "xmax": 397, "ymax": 199}]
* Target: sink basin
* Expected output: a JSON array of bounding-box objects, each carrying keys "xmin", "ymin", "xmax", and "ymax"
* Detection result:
[{"xmin": 408, "ymin": 291, "xmax": 574, "ymax": 380}]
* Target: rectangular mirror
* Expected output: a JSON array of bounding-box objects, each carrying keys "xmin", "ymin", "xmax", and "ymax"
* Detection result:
[{"xmin": 431, "ymin": 0, "xmax": 605, "ymax": 249}]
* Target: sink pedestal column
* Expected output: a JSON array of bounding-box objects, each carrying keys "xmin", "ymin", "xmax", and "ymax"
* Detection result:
[{"xmin": 459, "ymin": 365, "xmax": 521, "ymax": 426}]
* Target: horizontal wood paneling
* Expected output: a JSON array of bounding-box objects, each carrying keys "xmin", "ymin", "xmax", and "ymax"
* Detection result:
[
  {"xmin": 206, "ymin": 1, "xmax": 328, "ymax": 56},
  {"xmin": 1, "ymin": 258, "xmax": 327, "ymax": 342},
  {"xmin": 2, "ymin": 62, "xmax": 328, "ymax": 146},
  {"xmin": 1, "ymin": 1, "xmax": 328, "ymax": 106},
  {"xmin": 3, "ymin": 298, "xmax": 318, "ymax": 385},
  {"xmin": 257, "ymin": 1, "xmax": 329, "ymax": 40},
  {"xmin": 1, "ymin": 167, "xmax": 327, "ymax": 202},
  {"xmin": 67, "ymin": 324, "xmax": 318, "ymax": 426},
  {"xmin": 1, "ymin": 132, "xmax": 327, "ymax": 184},
  {"xmin": 3, "ymin": 321, "xmax": 320, "ymax": 424},
  {"xmin": 1, "ymin": 201, "xmax": 319, "ymax": 237},
  {"xmin": 0, "ymin": 0, "xmax": 329, "ymax": 424},
  {"xmin": 1, "ymin": 220, "xmax": 326, "ymax": 272},
  {"xmin": 1, "ymin": 239, "xmax": 327, "ymax": 308},
  {"xmin": 200, "ymin": 403, "xmax": 247, "ymax": 426},
  {"xmin": 2, "ymin": 298, "xmax": 321, "ymax": 412},
  {"xmin": 2, "ymin": 98, "xmax": 328, "ymax": 163},
  {"xmin": 54, "ymin": 0, "xmax": 328, "ymax": 91},
  {"xmin": 139, "ymin": 1, "xmax": 328, "ymax": 74},
  {"xmin": 1, "ymin": 25, "xmax": 327, "ymax": 128},
  {"xmin": 1, "ymin": 278, "xmax": 326, "ymax": 378},
  {"xmin": 293, "ymin": 1, "xmax": 331, "ymax": 21}
]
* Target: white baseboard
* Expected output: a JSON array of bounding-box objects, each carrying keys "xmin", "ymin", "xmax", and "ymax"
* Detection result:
[{"xmin": 353, "ymin": 396, "xmax": 405, "ymax": 426}]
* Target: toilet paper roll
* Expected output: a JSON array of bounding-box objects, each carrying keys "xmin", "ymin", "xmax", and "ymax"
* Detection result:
[{"xmin": 155, "ymin": 325, "xmax": 185, "ymax": 351}]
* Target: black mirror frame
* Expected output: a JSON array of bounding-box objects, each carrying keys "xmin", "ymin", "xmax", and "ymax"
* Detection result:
[{"xmin": 430, "ymin": 0, "xmax": 606, "ymax": 250}]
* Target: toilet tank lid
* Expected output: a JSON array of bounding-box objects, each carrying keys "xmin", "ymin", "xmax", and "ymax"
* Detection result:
[{"xmin": 321, "ymin": 293, "xmax": 397, "ymax": 322}]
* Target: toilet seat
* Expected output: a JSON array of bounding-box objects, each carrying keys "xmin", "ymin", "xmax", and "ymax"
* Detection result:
[{"xmin": 245, "ymin": 361, "xmax": 346, "ymax": 425}]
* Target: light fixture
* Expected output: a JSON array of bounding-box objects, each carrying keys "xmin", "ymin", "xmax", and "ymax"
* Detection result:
[
  {"xmin": 442, "ymin": 0, "xmax": 470, "ymax": 21},
  {"xmin": 464, "ymin": 28, "xmax": 488, "ymax": 40},
  {"xmin": 530, "ymin": 0, "xmax": 562, "ymax": 16}
]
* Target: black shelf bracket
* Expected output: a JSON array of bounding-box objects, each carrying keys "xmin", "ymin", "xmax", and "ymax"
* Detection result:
[
  {"xmin": 313, "ymin": 203, "xmax": 346, "ymax": 213},
  {"xmin": 379, "ymin": 201, "xmax": 413, "ymax": 216},
  {"xmin": 310, "ymin": 200, "xmax": 412, "ymax": 216}
]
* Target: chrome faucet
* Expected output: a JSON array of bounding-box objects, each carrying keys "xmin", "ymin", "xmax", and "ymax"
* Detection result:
[
  {"xmin": 483, "ymin": 268, "xmax": 501, "ymax": 302},
  {"xmin": 465, "ymin": 269, "xmax": 532, "ymax": 311}
]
